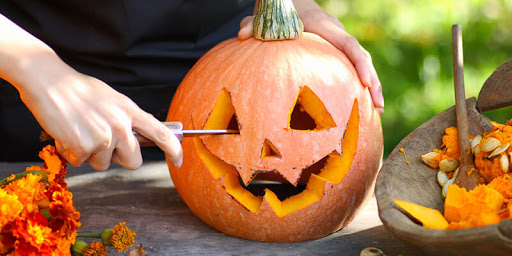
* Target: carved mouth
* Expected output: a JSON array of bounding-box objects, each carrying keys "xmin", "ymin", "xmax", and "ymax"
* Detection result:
[
  {"xmin": 194, "ymin": 99, "xmax": 359, "ymax": 217},
  {"xmin": 241, "ymin": 155, "xmax": 329, "ymax": 201}
]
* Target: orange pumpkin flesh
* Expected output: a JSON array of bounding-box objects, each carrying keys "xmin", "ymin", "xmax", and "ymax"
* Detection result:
[{"xmin": 166, "ymin": 33, "xmax": 383, "ymax": 242}]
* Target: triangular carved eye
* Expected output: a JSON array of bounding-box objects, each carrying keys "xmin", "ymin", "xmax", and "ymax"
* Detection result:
[
  {"xmin": 204, "ymin": 89, "xmax": 240, "ymax": 130},
  {"xmin": 261, "ymin": 139, "xmax": 282, "ymax": 159},
  {"xmin": 288, "ymin": 86, "xmax": 336, "ymax": 131}
]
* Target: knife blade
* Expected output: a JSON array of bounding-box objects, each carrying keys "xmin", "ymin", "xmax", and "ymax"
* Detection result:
[{"xmin": 39, "ymin": 121, "xmax": 239, "ymax": 147}]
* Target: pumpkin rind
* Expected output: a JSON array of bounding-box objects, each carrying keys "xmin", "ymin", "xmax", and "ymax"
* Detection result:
[{"xmin": 166, "ymin": 32, "xmax": 383, "ymax": 242}]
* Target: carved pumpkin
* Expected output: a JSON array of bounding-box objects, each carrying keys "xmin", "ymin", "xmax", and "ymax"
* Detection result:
[{"xmin": 166, "ymin": 0, "xmax": 383, "ymax": 242}]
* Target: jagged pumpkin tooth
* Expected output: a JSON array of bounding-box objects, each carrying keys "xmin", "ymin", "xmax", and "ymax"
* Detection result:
[{"xmin": 237, "ymin": 168, "xmax": 257, "ymax": 187}]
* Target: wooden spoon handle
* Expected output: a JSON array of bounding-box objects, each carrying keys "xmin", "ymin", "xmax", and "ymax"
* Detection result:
[{"xmin": 452, "ymin": 24, "xmax": 472, "ymax": 166}]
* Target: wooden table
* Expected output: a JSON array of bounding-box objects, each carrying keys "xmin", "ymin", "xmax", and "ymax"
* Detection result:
[{"xmin": 0, "ymin": 160, "xmax": 422, "ymax": 256}]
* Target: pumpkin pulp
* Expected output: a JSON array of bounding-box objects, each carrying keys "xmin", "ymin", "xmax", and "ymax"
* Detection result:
[{"xmin": 195, "ymin": 94, "xmax": 359, "ymax": 217}]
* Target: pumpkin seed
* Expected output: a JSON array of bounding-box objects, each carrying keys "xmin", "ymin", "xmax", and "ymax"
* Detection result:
[
  {"xmin": 501, "ymin": 154, "xmax": 509, "ymax": 173},
  {"xmin": 488, "ymin": 142, "xmax": 509, "ymax": 158},
  {"xmin": 437, "ymin": 170, "xmax": 449, "ymax": 187},
  {"xmin": 421, "ymin": 151, "xmax": 440, "ymax": 168},
  {"xmin": 442, "ymin": 178, "xmax": 455, "ymax": 198},
  {"xmin": 360, "ymin": 247, "xmax": 386, "ymax": 256},
  {"xmin": 453, "ymin": 167, "xmax": 460, "ymax": 180},
  {"xmin": 481, "ymin": 137, "xmax": 501, "ymax": 153},
  {"xmin": 439, "ymin": 158, "xmax": 458, "ymax": 172},
  {"xmin": 474, "ymin": 145, "xmax": 481, "ymax": 154},
  {"xmin": 470, "ymin": 135, "xmax": 482, "ymax": 154}
]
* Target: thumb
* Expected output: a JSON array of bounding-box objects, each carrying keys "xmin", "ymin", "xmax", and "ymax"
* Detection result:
[{"xmin": 238, "ymin": 16, "xmax": 254, "ymax": 40}]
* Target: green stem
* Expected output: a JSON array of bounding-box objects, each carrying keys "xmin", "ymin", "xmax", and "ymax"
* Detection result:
[
  {"xmin": 77, "ymin": 232, "xmax": 102, "ymax": 238},
  {"xmin": 0, "ymin": 170, "xmax": 48, "ymax": 186},
  {"xmin": 253, "ymin": 0, "xmax": 304, "ymax": 41}
]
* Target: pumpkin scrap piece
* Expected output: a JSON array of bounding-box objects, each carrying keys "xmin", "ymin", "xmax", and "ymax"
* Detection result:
[
  {"xmin": 394, "ymin": 200, "xmax": 449, "ymax": 229},
  {"xmin": 444, "ymin": 184, "xmax": 503, "ymax": 223},
  {"xmin": 441, "ymin": 127, "xmax": 460, "ymax": 160},
  {"xmin": 399, "ymin": 148, "xmax": 410, "ymax": 165},
  {"xmin": 487, "ymin": 174, "xmax": 512, "ymax": 199},
  {"xmin": 447, "ymin": 211, "xmax": 501, "ymax": 229}
]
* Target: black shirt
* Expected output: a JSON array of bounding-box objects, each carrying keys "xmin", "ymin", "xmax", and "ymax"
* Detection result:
[{"xmin": 0, "ymin": 0, "xmax": 254, "ymax": 160}]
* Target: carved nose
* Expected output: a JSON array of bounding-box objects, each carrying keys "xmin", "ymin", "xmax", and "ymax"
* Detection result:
[{"xmin": 261, "ymin": 139, "xmax": 281, "ymax": 159}]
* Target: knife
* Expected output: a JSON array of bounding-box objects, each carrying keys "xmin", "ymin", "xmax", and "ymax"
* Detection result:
[
  {"xmin": 39, "ymin": 121, "xmax": 239, "ymax": 147},
  {"xmin": 135, "ymin": 121, "xmax": 239, "ymax": 146}
]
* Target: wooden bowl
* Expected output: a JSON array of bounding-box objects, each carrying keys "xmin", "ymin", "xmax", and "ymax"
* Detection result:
[{"xmin": 376, "ymin": 61, "xmax": 512, "ymax": 255}]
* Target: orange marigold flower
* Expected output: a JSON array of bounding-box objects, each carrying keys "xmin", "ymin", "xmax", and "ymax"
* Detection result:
[
  {"xmin": 39, "ymin": 145, "xmax": 68, "ymax": 187},
  {"xmin": 4, "ymin": 173, "xmax": 46, "ymax": 214},
  {"xmin": 53, "ymin": 236, "xmax": 73, "ymax": 256},
  {"xmin": 47, "ymin": 184, "xmax": 81, "ymax": 242},
  {"xmin": 83, "ymin": 242, "xmax": 107, "ymax": 256},
  {"xmin": 11, "ymin": 212, "xmax": 54, "ymax": 255},
  {"xmin": 101, "ymin": 222, "xmax": 136, "ymax": 252},
  {"xmin": 0, "ymin": 189, "xmax": 23, "ymax": 229}
]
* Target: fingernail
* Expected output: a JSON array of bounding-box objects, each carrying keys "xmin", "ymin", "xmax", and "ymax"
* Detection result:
[
  {"xmin": 175, "ymin": 156, "xmax": 183, "ymax": 168},
  {"xmin": 378, "ymin": 107, "xmax": 384, "ymax": 115},
  {"xmin": 378, "ymin": 90, "xmax": 384, "ymax": 108}
]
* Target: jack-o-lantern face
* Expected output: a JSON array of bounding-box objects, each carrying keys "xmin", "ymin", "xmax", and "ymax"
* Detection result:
[{"xmin": 167, "ymin": 33, "xmax": 383, "ymax": 242}]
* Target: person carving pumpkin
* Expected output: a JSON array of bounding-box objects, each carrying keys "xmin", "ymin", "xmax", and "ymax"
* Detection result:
[{"xmin": 0, "ymin": 0, "xmax": 383, "ymax": 170}]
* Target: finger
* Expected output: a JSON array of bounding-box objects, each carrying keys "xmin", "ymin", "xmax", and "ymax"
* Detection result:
[
  {"xmin": 238, "ymin": 16, "xmax": 254, "ymax": 40},
  {"xmin": 309, "ymin": 21, "xmax": 372, "ymax": 87},
  {"xmin": 348, "ymin": 44, "xmax": 384, "ymax": 110},
  {"xmin": 341, "ymin": 36, "xmax": 373, "ymax": 89},
  {"xmin": 111, "ymin": 133, "xmax": 143, "ymax": 170},
  {"xmin": 367, "ymin": 62, "xmax": 385, "ymax": 110},
  {"xmin": 55, "ymin": 140, "xmax": 65, "ymax": 157},
  {"xmin": 369, "ymin": 79, "xmax": 384, "ymax": 110},
  {"xmin": 87, "ymin": 149, "xmax": 114, "ymax": 171},
  {"xmin": 309, "ymin": 21, "xmax": 384, "ymax": 109},
  {"xmin": 133, "ymin": 113, "xmax": 183, "ymax": 168},
  {"xmin": 55, "ymin": 140, "xmax": 72, "ymax": 165},
  {"xmin": 55, "ymin": 140, "xmax": 88, "ymax": 167}
]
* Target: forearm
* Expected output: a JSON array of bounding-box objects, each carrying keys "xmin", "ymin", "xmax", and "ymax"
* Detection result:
[{"xmin": 0, "ymin": 13, "xmax": 69, "ymax": 98}]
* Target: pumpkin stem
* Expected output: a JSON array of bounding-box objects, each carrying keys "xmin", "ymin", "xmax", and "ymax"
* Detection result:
[{"xmin": 253, "ymin": 0, "xmax": 304, "ymax": 41}]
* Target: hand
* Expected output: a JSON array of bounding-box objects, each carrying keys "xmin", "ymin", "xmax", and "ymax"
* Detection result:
[
  {"xmin": 238, "ymin": 0, "xmax": 384, "ymax": 114},
  {"xmin": 0, "ymin": 13, "xmax": 182, "ymax": 170},
  {"xmin": 16, "ymin": 55, "xmax": 183, "ymax": 171}
]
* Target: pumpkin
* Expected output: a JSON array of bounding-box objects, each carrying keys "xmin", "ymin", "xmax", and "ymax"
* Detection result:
[{"xmin": 166, "ymin": 0, "xmax": 383, "ymax": 242}]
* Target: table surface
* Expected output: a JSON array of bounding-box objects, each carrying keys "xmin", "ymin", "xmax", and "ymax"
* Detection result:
[{"xmin": 0, "ymin": 160, "xmax": 423, "ymax": 256}]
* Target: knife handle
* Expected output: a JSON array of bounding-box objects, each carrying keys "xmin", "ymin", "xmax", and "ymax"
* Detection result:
[
  {"xmin": 136, "ymin": 121, "xmax": 184, "ymax": 146},
  {"xmin": 136, "ymin": 128, "xmax": 184, "ymax": 147},
  {"xmin": 40, "ymin": 121, "xmax": 186, "ymax": 147}
]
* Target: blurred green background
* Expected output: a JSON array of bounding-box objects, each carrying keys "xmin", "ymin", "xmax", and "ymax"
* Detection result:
[{"xmin": 317, "ymin": 0, "xmax": 512, "ymax": 157}]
